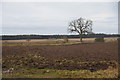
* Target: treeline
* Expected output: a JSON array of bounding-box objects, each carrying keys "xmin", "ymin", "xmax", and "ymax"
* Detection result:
[{"xmin": 1, "ymin": 34, "xmax": 120, "ymax": 40}]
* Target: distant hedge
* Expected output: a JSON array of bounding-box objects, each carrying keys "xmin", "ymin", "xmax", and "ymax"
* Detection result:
[
  {"xmin": 1, "ymin": 34, "xmax": 119, "ymax": 40},
  {"xmin": 95, "ymin": 37, "xmax": 104, "ymax": 42}
]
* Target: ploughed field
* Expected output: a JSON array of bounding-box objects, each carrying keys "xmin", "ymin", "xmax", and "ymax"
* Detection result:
[
  {"xmin": 3, "ymin": 42, "xmax": 118, "ymax": 61},
  {"xmin": 2, "ymin": 42, "xmax": 118, "ymax": 72}
]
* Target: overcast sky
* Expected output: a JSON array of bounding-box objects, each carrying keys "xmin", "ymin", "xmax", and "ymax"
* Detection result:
[{"xmin": 1, "ymin": 2, "xmax": 118, "ymax": 35}]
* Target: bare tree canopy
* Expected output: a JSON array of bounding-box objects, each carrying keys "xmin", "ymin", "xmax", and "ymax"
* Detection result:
[{"xmin": 68, "ymin": 17, "xmax": 93, "ymax": 42}]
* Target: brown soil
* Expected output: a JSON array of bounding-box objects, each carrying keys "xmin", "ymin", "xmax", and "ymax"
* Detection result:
[
  {"xmin": 3, "ymin": 42, "xmax": 118, "ymax": 61},
  {"xmin": 2, "ymin": 42, "xmax": 118, "ymax": 71}
]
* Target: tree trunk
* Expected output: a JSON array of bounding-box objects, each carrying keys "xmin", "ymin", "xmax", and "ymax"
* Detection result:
[{"xmin": 79, "ymin": 33, "xmax": 82, "ymax": 42}]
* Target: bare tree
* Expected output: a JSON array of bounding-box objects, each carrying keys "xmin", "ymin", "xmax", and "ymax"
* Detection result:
[{"xmin": 68, "ymin": 17, "xmax": 93, "ymax": 42}]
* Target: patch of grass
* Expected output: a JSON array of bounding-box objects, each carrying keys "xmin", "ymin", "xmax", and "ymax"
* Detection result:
[{"xmin": 2, "ymin": 67, "xmax": 118, "ymax": 78}]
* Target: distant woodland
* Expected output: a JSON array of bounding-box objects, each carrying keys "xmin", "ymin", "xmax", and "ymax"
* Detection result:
[{"xmin": 1, "ymin": 34, "xmax": 120, "ymax": 40}]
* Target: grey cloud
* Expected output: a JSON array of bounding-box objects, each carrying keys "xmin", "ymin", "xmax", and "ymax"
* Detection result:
[{"xmin": 2, "ymin": 2, "xmax": 118, "ymax": 35}]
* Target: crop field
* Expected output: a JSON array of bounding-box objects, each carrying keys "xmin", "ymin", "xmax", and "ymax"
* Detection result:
[{"xmin": 2, "ymin": 38, "xmax": 119, "ymax": 78}]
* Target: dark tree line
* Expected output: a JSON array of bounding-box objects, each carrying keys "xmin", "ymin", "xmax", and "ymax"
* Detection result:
[{"xmin": 2, "ymin": 34, "xmax": 119, "ymax": 40}]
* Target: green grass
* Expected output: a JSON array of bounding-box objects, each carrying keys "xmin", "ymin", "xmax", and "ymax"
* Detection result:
[{"xmin": 3, "ymin": 67, "xmax": 118, "ymax": 78}]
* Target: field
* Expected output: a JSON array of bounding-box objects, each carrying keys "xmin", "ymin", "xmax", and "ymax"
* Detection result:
[{"xmin": 2, "ymin": 38, "xmax": 119, "ymax": 78}]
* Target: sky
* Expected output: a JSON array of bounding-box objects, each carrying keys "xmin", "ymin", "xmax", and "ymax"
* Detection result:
[{"xmin": 1, "ymin": 2, "xmax": 118, "ymax": 35}]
